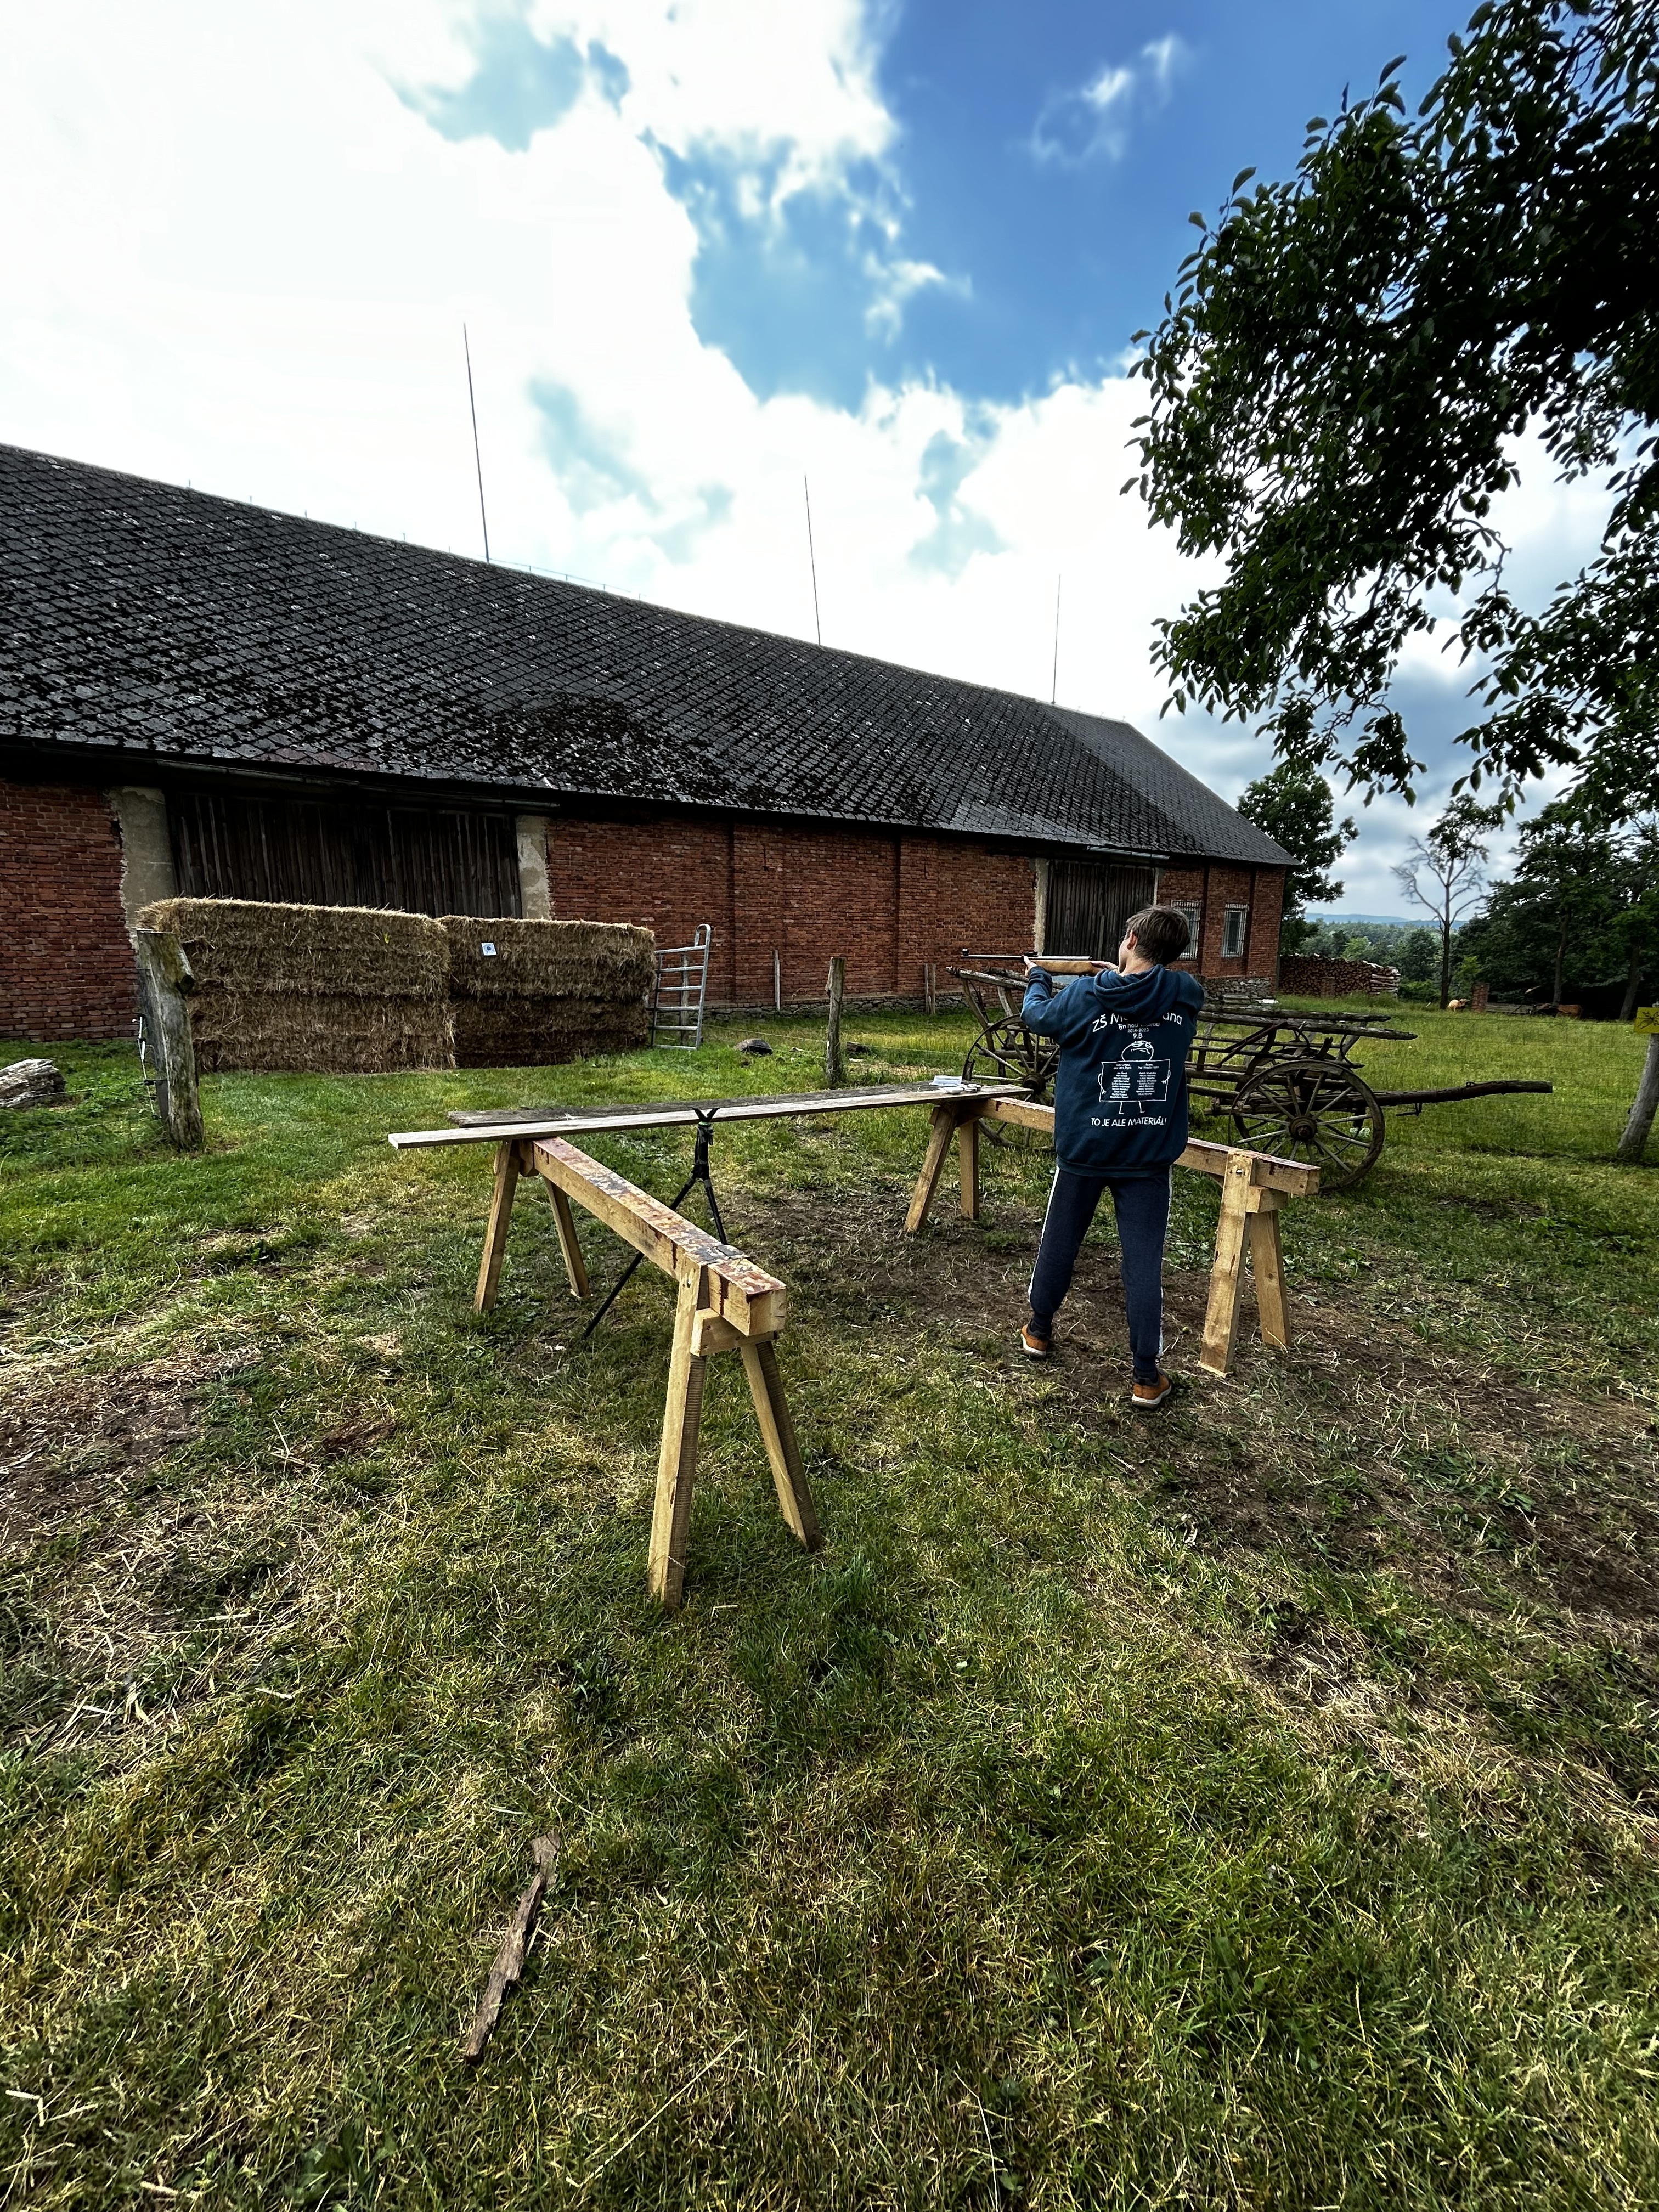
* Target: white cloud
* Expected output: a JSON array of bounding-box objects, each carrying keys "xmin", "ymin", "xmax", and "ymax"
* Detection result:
[
  {"xmin": 1029, "ymin": 35, "xmax": 1190, "ymax": 167},
  {"xmin": 0, "ymin": 1, "xmax": 1610, "ymax": 918}
]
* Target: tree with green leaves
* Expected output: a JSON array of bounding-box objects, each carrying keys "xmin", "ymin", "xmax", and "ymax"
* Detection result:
[
  {"xmin": 1235, "ymin": 761, "xmax": 1357, "ymax": 949},
  {"xmin": 1130, "ymin": 0, "xmax": 1659, "ymax": 819},
  {"xmin": 1392, "ymin": 797, "xmax": 1502, "ymax": 1004},
  {"xmin": 1465, "ymin": 810, "xmax": 1659, "ymax": 1008}
]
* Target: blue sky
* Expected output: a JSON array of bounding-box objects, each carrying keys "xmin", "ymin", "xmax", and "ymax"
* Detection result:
[
  {"xmin": 676, "ymin": 0, "xmax": 1462, "ymax": 410},
  {"xmin": 1, "ymin": 0, "xmax": 1605, "ymax": 907}
]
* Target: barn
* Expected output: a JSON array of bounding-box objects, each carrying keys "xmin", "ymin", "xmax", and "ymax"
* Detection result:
[{"xmin": 0, "ymin": 443, "xmax": 1290, "ymax": 1043}]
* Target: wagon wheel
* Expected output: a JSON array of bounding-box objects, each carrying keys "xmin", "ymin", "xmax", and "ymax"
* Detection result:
[
  {"xmin": 961, "ymin": 1019, "xmax": 1057, "ymax": 1150},
  {"xmin": 1230, "ymin": 1058, "xmax": 1385, "ymax": 1192}
]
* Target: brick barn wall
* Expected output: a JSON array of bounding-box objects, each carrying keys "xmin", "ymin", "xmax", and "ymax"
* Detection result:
[
  {"xmin": 543, "ymin": 815, "xmax": 1036, "ymax": 1006},
  {"xmin": 1, "ymin": 780, "xmax": 137, "ymax": 1041},
  {"xmin": 1155, "ymin": 861, "xmax": 1284, "ymax": 985}
]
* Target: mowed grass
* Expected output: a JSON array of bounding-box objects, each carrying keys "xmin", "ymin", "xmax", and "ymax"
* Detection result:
[{"xmin": 1, "ymin": 1005, "xmax": 1656, "ymax": 2209}]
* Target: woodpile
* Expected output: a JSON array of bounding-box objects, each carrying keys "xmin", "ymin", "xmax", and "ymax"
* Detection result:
[{"xmin": 1277, "ymin": 955, "xmax": 1401, "ymax": 998}]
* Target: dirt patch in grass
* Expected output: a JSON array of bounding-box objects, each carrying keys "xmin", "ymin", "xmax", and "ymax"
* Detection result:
[
  {"xmin": 735, "ymin": 1178, "xmax": 1659, "ymax": 1650},
  {"xmin": 0, "ymin": 1341, "xmax": 343, "ymax": 1754},
  {"xmin": 0, "ymin": 1347, "xmax": 248, "ymax": 1554}
]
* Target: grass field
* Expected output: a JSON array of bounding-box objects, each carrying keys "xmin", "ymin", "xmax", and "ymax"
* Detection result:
[{"xmin": 2, "ymin": 1004, "xmax": 1656, "ymax": 2208}]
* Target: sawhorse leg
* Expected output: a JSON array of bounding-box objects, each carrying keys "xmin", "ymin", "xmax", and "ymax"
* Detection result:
[
  {"xmin": 476, "ymin": 1140, "xmax": 528, "ymax": 1312},
  {"xmin": 1199, "ymin": 1153, "xmax": 1293, "ymax": 1376},
  {"xmin": 647, "ymin": 1261, "xmax": 822, "ymax": 1611},
  {"xmin": 905, "ymin": 1103, "xmax": 985, "ymax": 1232}
]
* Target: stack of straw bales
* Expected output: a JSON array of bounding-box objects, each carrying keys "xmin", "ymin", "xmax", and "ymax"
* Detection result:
[
  {"xmin": 136, "ymin": 899, "xmax": 453, "ymax": 1074},
  {"xmin": 441, "ymin": 916, "xmax": 654, "ymax": 1066},
  {"xmin": 133, "ymin": 900, "xmax": 656, "ymax": 1073}
]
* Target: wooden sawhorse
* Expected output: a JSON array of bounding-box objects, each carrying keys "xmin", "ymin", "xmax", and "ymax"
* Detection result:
[
  {"xmin": 473, "ymin": 1135, "xmax": 820, "ymax": 1610},
  {"xmin": 904, "ymin": 1094, "xmax": 1319, "ymax": 1377}
]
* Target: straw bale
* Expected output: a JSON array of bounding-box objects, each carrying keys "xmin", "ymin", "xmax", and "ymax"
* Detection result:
[
  {"xmin": 439, "ymin": 916, "xmax": 655, "ymax": 1002},
  {"xmin": 136, "ymin": 899, "xmax": 448, "ymax": 1000},
  {"xmin": 189, "ymin": 990, "xmax": 454, "ymax": 1075},
  {"xmin": 452, "ymin": 997, "xmax": 648, "ymax": 1069}
]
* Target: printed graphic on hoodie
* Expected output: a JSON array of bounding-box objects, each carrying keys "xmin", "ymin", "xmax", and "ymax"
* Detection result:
[
  {"xmin": 1021, "ymin": 961, "xmax": 1206, "ymax": 1176},
  {"xmin": 1097, "ymin": 1031, "xmax": 1172, "ymax": 1113}
]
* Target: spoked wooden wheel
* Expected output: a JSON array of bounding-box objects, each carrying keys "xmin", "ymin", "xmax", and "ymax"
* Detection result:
[
  {"xmin": 962, "ymin": 1022, "xmax": 1057, "ymax": 1150},
  {"xmin": 1231, "ymin": 1058, "xmax": 1385, "ymax": 1191}
]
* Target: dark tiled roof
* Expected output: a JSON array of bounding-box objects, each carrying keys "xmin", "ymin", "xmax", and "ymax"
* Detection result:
[{"xmin": 0, "ymin": 443, "xmax": 1289, "ymax": 867}]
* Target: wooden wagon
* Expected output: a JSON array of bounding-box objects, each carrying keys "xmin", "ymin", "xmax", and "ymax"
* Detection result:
[{"xmin": 953, "ymin": 957, "xmax": 1551, "ymax": 1192}]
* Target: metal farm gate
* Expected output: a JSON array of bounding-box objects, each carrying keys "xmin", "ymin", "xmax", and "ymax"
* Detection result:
[{"xmin": 1043, "ymin": 860, "xmax": 1158, "ymax": 961}]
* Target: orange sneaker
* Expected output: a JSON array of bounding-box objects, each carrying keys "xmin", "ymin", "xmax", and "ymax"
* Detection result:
[
  {"xmin": 1131, "ymin": 1372, "xmax": 1175, "ymax": 1410},
  {"xmin": 1020, "ymin": 1323, "xmax": 1051, "ymax": 1359}
]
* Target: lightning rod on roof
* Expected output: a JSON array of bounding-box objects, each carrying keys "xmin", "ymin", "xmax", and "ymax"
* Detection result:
[
  {"xmin": 1051, "ymin": 573, "xmax": 1062, "ymax": 705},
  {"xmin": 803, "ymin": 474, "xmax": 822, "ymax": 647},
  {"xmin": 464, "ymin": 324, "xmax": 491, "ymax": 564}
]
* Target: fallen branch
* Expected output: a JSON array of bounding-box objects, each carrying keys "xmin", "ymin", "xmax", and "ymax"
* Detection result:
[{"xmin": 461, "ymin": 1834, "xmax": 559, "ymax": 2061}]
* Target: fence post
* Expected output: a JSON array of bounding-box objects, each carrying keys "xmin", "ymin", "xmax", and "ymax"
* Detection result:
[
  {"xmin": 924, "ymin": 962, "xmax": 936, "ymax": 1015},
  {"xmin": 825, "ymin": 956, "xmax": 846, "ymax": 1088},
  {"xmin": 1617, "ymin": 1029, "xmax": 1659, "ymax": 1164},
  {"xmin": 133, "ymin": 928, "xmax": 204, "ymax": 1150}
]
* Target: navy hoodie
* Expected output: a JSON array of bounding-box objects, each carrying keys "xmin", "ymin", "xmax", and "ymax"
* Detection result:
[{"xmin": 1022, "ymin": 963, "xmax": 1206, "ymax": 1176}]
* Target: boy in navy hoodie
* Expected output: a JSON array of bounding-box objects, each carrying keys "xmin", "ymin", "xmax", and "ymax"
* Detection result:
[{"xmin": 1019, "ymin": 904, "xmax": 1205, "ymax": 1408}]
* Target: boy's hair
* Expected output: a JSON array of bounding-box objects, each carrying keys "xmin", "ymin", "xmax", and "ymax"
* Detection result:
[{"xmin": 1124, "ymin": 905, "xmax": 1191, "ymax": 964}]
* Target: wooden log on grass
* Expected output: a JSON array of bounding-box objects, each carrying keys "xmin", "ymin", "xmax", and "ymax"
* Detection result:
[
  {"xmin": 461, "ymin": 1835, "xmax": 560, "ymax": 2061},
  {"xmin": 132, "ymin": 928, "xmax": 204, "ymax": 1150}
]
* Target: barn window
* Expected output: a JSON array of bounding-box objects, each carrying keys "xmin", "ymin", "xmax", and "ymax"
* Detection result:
[
  {"xmin": 1171, "ymin": 905, "xmax": 1202, "ymax": 958},
  {"xmin": 1222, "ymin": 906, "xmax": 1249, "ymax": 959}
]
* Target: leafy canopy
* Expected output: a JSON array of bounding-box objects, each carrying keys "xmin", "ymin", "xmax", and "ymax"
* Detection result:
[{"xmin": 1130, "ymin": 0, "xmax": 1659, "ymax": 817}]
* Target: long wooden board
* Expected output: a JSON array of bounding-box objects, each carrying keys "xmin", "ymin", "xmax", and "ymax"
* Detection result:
[
  {"xmin": 980, "ymin": 1097, "xmax": 1319, "ymax": 1196},
  {"xmin": 390, "ymin": 1080, "xmax": 1024, "ymax": 1151},
  {"xmin": 529, "ymin": 1137, "xmax": 786, "ymax": 1336}
]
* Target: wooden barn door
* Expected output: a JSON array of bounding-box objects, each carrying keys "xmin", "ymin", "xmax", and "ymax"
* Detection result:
[
  {"xmin": 1044, "ymin": 861, "xmax": 1157, "ymax": 961},
  {"xmin": 170, "ymin": 792, "xmax": 521, "ymax": 917}
]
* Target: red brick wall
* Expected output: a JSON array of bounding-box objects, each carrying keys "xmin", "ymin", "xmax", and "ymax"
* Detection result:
[
  {"xmin": 1, "ymin": 780, "xmax": 137, "ymax": 1040},
  {"xmin": 544, "ymin": 815, "xmax": 1036, "ymax": 1005},
  {"xmin": 1155, "ymin": 861, "xmax": 1283, "ymax": 984}
]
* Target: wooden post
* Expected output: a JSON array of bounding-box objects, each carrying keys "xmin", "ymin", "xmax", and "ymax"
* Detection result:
[
  {"xmin": 546, "ymin": 1182, "xmax": 590, "ymax": 1297},
  {"xmin": 924, "ymin": 963, "xmax": 936, "ymax": 1015},
  {"xmin": 825, "ymin": 956, "xmax": 846, "ymax": 1087},
  {"xmin": 649, "ymin": 1263, "xmax": 709, "ymax": 1610},
  {"xmin": 773, "ymin": 949, "xmax": 782, "ymax": 1013},
  {"xmin": 132, "ymin": 928, "xmax": 204, "ymax": 1150},
  {"xmin": 1246, "ymin": 1195, "xmax": 1290, "ymax": 1352},
  {"xmin": 1617, "ymin": 1026, "xmax": 1659, "ymax": 1163},
  {"xmin": 957, "ymin": 1110, "xmax": 980, "ymax": 1221},
  {"xmin": 1198, "ymin": 1150, "xmax": 1255, "ymax": 1376},
  {"xmin": 475, "ymin": 1139, "xmax": 524, "ymax": 1311}
]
